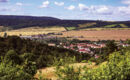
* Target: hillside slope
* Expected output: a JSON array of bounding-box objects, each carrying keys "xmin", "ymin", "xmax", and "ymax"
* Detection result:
[{"xmin": 0, "ymin": 15, "xmax": 130, "ymax": 30}]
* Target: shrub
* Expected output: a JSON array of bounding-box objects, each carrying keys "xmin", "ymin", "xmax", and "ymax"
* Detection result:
[
  {"xmin": 0, "ymin": 58, "xmax": 33, "ymax": 80},
  {"xmin": 5, "ymin": 50, "xmax": 22, "ymax": 65},
  {"xmin": 56, "ymin": 65, "xmax": 82, "ymax": 80},
  {"xmin": 56, "ymin": 51, "xmax": 130, "ymax": 80}
]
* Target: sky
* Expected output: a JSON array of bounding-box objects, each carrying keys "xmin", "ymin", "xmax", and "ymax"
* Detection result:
[{"xmin": 0, "ymin": 0, "xmax": 130, "ymax": 21}]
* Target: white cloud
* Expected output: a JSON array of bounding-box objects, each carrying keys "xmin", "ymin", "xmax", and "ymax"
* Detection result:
[
  {"xmin": 96, "ymin": 6, "xmax": 109, "ymax": 13},
  {"xmin": 16, "ymin": 2, "xmax": 23, "ymax": 6},
  {"xmin": 78, "ymin": 3, "xmax": 88, "ymax": 10},
  {"xmin": 120, "ymin": 0, "xmax": 130, "ymax": 15},
  {"xmin": 79, "ymin": 5, "xmax": 113, "ymax": 15},
  {"xmin": 40, "ymin": 1, "xmax": 50, "ymax": 8},
  {"xmin": 66, "ymin": 5, "xmax": 75, "ymax": 10},
  {"xmin": 118, "ymin": 6, "xmax": 130, "ymax": 14},
  {"xmin": 54, "ymin": 2, "xmax": 64, "ymax": 6},
  {"xmin": 122, "ymin": 0, "xmax": 130, "ymax": 5},
  {"xmin": 0, "ymin": 4, "xmax": 21, "ymax": 12},
  {"xmin": 76, "ymin": 4, "xmax": 130, "ymax": 20}
]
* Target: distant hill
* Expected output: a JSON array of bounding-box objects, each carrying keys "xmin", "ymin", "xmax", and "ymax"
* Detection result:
[
  {"xmin": 0, "ymin": 15, "xmax": 130, "ymax": 30},
  {"xmin": 0, "ymin": 15, "xmax": 60, "ymax": 20}
]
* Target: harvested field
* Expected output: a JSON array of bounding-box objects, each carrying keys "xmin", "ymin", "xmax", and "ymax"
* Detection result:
[
  {"xmin": 81, "ymin": 28, "xmax": 130, "ymax": 31},
  {"xmin": 56, "ymin": 30, "xmax": 130, "ymax": 41},
  {"xmin": 0, "ymin": 27, "xmax": 66, "ymax": 36}
]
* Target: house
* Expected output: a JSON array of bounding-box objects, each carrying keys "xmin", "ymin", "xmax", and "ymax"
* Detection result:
[
  {"xmin": 77, "ymin": 43, "xmax": 87, "ymax": 49},
  {"xmin": 95, "ymin": 54, "xmax": 100, "ymax": 59},
  {"xmin": 120, "ymin": 43, "xmax": 129, "ymax": 47},
  {"xmin": 87, "ymin": 44, "xmax": 103, "ymax": 48},
  {"xmin": 87, "ymin": 44, "xmax": 95, "ymax": 47},
  {"xmin": 100, "ymin": 43, "xmax": 106, "ymax": 47},
  {"xmin": 92, "ymin": 45, "xmax": 102, "ymax": 48},
  {"xmin": 63, "ymin": 46, "xmax": 70, "ymax": 49},
  {"xmin": 79, "ymin": 49, "xmax": 87, "ymax": 53},
  {"xmin": 48, "ymin": 43, "xmax": 56, "ymax": 46},
  {"xmin": 84, "ymin": 47, "xmax": 90, "ymax": 51}
]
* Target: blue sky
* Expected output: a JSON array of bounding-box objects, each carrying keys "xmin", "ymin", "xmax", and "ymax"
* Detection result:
[{"xmin": 0, "ymin": 0, "xmax": 130, "ymax": 21}]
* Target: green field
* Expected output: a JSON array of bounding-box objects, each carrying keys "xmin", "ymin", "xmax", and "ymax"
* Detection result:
[
  {"xmin": 102, "ymin": 24, "xmax": 128, "ymax": 28},
  {"xmin": 65, "ymin": 23, "xmax": 129, "ymax": 31},
  {"xmin": 103, "ymin": 24, "xmax": 118, "ymax": 28},
  {"xmin": 80, "ymin": 28, "xmax": 130, "ymax": 31},
  {"xmin": 119, "ymin": 24, "xmax": 128, "ymax": 28},
  {"xmin": 66, "ymin": 27, "xmax": 76, "ymax": 31}
]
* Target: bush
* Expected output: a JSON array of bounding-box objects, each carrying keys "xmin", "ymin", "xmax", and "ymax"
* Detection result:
[
  {"xmin": 83, "ymin": 51, "xmax": 130, "ymax": 80},
  {"xmin": 0, "ymin": 58, "xmax": 34, "ymax": 80},
  {"xmin": 56, "ymin": 51, "xmax": 130, "ymax": 80},
  {"xmin": 5, "ymin": 50, "xmax": 22, "ymax": 65},
  {"xmin": 56, "ymin": 65, "xmax": 82, "ymax": 80}
]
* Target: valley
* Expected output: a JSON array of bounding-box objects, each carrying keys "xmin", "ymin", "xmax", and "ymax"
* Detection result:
[{"xmin": 0, "ymin": 15, "xmax": 130, "ymax": 80}]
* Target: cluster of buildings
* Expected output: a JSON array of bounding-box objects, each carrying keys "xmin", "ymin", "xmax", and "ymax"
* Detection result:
[
  {"xmin": 119, "ymin": 43, "xmax": 129, "ymax": 47},
  {"xmin": 20, "ymin": 34, "xmax": 130, "ymax": 56},
  {"xmin": 49, "ymin": 42, "xmax": 130, "ymax": 55},
  {"xmin": 59, "ymin": 43, "xmax": 106, "ymax": 54}
]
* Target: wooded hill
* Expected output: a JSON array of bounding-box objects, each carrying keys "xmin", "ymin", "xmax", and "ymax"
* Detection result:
[
  {"xmin": 0, "ymin": 36, "xmax": 90, "ymax": 68},
  {"xmin": 0, "ymin": 15, "xmax": 130, "ymax": 30}
]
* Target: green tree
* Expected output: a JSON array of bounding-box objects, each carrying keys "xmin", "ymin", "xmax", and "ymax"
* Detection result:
[
  {"xmin": 0, "ymin": 57, "xmax": 34, "ymax": 80},
  {"xmin": 21, "ymin": 53, "xmax": 36, "ymax": 61},
  {"xmin": 5, "ymin": 50, "xmax": 22, "ymax": 65},
  {"xmin": 3, "ymin": 32, "xmax": 7, "ymax": 38},
  {"xmin": 22, "ymin": 60, "xmax": 37, "ymax": 76},
  {"xmin": 105, "ymin": 40, "xmax": 118, "ymax": 54}
]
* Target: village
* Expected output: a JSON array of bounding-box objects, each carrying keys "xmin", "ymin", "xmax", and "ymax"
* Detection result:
[{"xmin": 20, "ymin": 33, "xmax": 130, "ymax": 57}]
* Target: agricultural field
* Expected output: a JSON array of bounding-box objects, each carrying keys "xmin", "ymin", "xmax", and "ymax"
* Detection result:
[
  {"xmin": 119, "ymin": 24, "xmax": 128, "ymax": 28},
  {"xmin": 0, "ymin": 26, "xmax": 12, "ymax": 32},
  {"xmin": 65, "ymin": 23, "xmax": 129, "ymax": 31},
  {"xmin": 103, "ymin": 24, "xmax": 118, "ymax": 28},
  {"xmin": 55, "ymin": 29, "xmax": 130, "ymax": 41},
  {"xmin": 0, "ymin": 26, "xmax": 66, "ymax": 36},
  {"xmin": 80, "ymin": 28, "xmax": 130, "ymax": 31},
  {"xmin": 78, "ymin": 22, "xmax": 96, "ymax": 28},
  {"xmin": 65, "ymin": 27, "xmax": 76, "ymax": 31},
  {"xmin": 101, "ymin": 24, "xmax": 128, "ymax": 28}
]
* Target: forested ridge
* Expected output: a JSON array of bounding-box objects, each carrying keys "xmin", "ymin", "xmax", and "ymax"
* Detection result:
[{"xmin": 0, "ymin": 15, "xmax": 130, "ymax": 29}]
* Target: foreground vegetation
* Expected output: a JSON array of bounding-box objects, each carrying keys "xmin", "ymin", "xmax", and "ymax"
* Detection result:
[
  {"xmin": 0, "ymin": 56, "xmax": 36, "ymax": 80},
  {"xmin": 0, "ymin": 36, "xmax": 130, "ymax": 80},
  {"xmin": 55, "ymin": 50, "xmax": 130, "ymax": 80}
]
